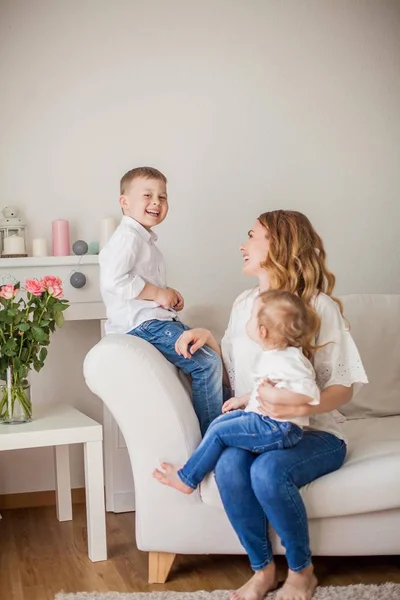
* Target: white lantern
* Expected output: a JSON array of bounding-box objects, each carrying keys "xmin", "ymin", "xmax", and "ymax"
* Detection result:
[{"xmin": 0, "ymin": 206, "xmax": 27, "ymax": 257}]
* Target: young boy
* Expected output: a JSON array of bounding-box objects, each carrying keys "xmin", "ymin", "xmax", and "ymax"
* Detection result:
[{"xmin": 99, "ymin": 167, "xmax": 223, "ymax": 434}]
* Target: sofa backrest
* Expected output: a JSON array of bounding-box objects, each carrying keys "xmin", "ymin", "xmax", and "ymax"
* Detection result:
[{"xmin": 340, "ymin": 294, "xmax": 400, "ymax": 419}]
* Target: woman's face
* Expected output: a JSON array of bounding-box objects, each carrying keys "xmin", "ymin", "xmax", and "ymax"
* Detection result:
[{"xmin": 240, "ymin": 220, "xmax": 270, "ymax": 277}]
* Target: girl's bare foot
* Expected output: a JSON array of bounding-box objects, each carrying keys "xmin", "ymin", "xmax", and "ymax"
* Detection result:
[
  {"xmin": 230, "ymin": 563, "xmax": 278, "ymax": 600},
  {"xmin": 152, "ymin": 463, "xmax": 194, "ymax": 494},
  {"xmin": 276, "ymin": 565, "xmax": 318, "ymax": 600}
]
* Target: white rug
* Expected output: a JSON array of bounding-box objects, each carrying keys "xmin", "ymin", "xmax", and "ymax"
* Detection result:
[{"xmin": 55, "ymin": 584, "xmax": 400, "ymax": 600}]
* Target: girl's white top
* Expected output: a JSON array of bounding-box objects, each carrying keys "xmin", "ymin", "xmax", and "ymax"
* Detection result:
[
  {"xmin": 221, "ymin": 289, "xmax": 368, "ymax": 441},
  {"xmin": 246, "ymin": 346, "xmax": 320, "ymax": 428}
]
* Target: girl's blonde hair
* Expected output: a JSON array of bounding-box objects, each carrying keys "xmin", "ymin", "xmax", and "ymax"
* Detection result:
[
  {"xmin": 256, "ymin": 290, "xmax": 319, "ymax": 359},
  {"xmin": 258, "ymin": 211, "xmax": 343, "ymax": 330}
]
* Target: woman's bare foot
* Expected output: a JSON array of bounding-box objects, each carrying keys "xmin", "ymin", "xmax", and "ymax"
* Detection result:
[
  {"xmin": 230, "ymin": 563, "xmax": 278, "ymax": 600},
  {"xmin": 276, "ymin": 565, "xmax": 318, "ymax": 600},
  {"xmin": 152, "ymin": 463, "xmax": 194, "ymax": 494}
]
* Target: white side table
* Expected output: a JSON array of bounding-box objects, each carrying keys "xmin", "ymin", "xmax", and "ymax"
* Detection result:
[{"xmin": 0, "ymin": 403, "xmax": 107, "ymax": 562}]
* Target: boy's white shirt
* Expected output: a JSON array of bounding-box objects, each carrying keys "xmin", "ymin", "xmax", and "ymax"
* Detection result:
[
  {"xmin": 246, "ymin": 346, "xmax": 320, "ymax": 428},
  {"xmin": 99, "ymin": 216, "xmax": 176, "ymax": 334}
]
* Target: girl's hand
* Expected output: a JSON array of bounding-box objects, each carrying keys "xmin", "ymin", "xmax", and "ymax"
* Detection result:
[
  {"xmin": 175, "ymin": 328, "xmax": 211, "ymax": 359},
  {"xmin": 222, "ymin": 397, "xmax": 242, "ymax": 413}
]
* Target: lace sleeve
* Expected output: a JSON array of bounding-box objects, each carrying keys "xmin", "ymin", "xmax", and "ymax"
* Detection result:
[
  {"xmin": 313, "ymin": 294, "xmax": 368, "ymax": 395},
  {"xmin": 221, "ymin": 310, "xmax": 235, "ymax": 392},
  {"xmin": 221, "ymin": 288, "xmax": 259, "ymax": 395}
]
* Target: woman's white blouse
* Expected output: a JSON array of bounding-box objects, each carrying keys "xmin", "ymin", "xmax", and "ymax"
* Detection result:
[{"xmin": 221, "ymin": 288, "xmax": 368, "ymax": 441}]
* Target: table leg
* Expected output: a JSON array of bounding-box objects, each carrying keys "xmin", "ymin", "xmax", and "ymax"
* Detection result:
[
  {"xmin": 84, "ymin": 440, "xmax": 107, "ymax": 561},
  {"xmin": 54, "ymin": 445, "xmax": 72, "ymax": 521}
]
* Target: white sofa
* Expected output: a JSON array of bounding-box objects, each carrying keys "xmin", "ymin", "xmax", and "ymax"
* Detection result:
[{"xmin": 84, "ymin": 294, "xmax": 400, "ymax": 583}]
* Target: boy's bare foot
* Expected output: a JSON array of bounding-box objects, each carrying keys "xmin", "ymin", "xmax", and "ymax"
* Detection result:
[
  {"xmin": 152, "ymin": 463, "xmax": 194, "ymax": 494},
  {"xmin": 276, "ymin": 565, "xmax": 318, "ymax": 600},
  {"xmin": 230, "ymin": 563, "xmax": 278, "ymax": 600}
]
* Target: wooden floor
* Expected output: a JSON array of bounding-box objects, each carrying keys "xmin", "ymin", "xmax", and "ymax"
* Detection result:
[{"xmin": 1, "ymin": 505, "xmax": 399, "ymax": 600}]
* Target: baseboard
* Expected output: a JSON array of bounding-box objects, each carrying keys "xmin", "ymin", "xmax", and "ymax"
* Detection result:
[
  {"xmin": 0, "ymin": 487, "xmax": 86, "ymax": 510},
  {"xmin": 0, "ymin": 487, "xmax": 135, "ymax": 512}
]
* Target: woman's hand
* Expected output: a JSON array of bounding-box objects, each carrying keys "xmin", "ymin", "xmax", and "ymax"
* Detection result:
[
  {"xmin": 257, "ymin": 379, "xmax": 311, "ymax": 420},
  {"xmin": 175, "ymin": 328, "xmax": 212, "ymax": 359},
  {"xmin": 257, "ymin": 384, "xmax": 353, "ymax": 420},
  {"xmin": 258, "ymin": 400, "xmax": 310, "ymax": 421},
  {"xmin": 257, "ymin": 379, "xmax": 276, "ymax": 403}
]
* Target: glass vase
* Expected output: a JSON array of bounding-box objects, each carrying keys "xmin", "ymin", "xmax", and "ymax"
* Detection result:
[{"xmin": 0, "ymin": 366, "xmax": 32, "ymax": 424}]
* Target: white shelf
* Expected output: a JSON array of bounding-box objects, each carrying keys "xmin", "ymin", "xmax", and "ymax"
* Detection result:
[
  {"xmin": 0, "ymin": 255, "xmax": 99, "ymax": 268},
  {"xmin": 0, "ymin": 254, "xmax": 106, "ymax": 321}
]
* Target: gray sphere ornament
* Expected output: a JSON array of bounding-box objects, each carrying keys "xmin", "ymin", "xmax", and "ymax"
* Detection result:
[
  {"xmin": 72, "ymin": 240, "xmax": 88, "ymax": 255},
  {"xmin": 70, "ymin": 271, "xmax": 87, "ymax": 288}
]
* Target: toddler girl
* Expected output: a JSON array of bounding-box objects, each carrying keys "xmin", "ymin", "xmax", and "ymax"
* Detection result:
[{"xmin": 153, "ymin": 289, "xmax": 320, "ymax": 494}]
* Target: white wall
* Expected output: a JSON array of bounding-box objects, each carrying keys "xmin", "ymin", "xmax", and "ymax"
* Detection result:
[{"xmin": 0, "ymin": 0, "xmax": 399, "ymax": 494}]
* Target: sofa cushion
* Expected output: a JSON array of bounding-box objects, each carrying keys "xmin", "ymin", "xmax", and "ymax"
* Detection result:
[
  {"xmin": 200, "ymin": 415, "xmax": 400, "ymax": 519},
  {"xmin": 339, "ymin": 294, "xmax": 400, "ymax": 419}
]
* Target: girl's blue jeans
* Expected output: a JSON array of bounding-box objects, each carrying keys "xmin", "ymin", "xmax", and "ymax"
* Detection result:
[{"xmin": 178, "ymin": 410, "xmax": 303, "ymax": 489}]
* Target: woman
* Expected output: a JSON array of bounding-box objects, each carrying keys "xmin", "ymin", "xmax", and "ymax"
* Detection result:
[{"xmin": 175, "ymin": 210, "xmax": 368, "ymax": 600}]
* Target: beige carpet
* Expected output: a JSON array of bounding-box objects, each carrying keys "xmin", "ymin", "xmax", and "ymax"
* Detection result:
[{"xmin": 55, "ymin": 585, "xmax": 400, "ymax": 600}]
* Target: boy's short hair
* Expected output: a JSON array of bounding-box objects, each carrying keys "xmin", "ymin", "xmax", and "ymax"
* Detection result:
[{"xmin": 120, "ymin": 167, "xmax": 167, "ymax": 195}]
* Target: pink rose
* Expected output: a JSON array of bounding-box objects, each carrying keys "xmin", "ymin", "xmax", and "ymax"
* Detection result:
[
  {"xmin": 47, "ymin": 284, "xmax": 63, "ymax": 299},
  {"xmin": 25, "ymin": 279, "xmax": 45, "ymax": 296},
  {"xmin": 41, "ymin": 275, "xmax": 62, "ymax": 289},
  {"xmin": 0, "ymin": 284, "xmax": 17, "ymax": 300}
]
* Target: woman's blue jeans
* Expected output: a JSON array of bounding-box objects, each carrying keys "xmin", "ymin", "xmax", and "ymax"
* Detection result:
[{"xmin": 215, "ymin": 430, "xmax": 347, "ymax": 572}]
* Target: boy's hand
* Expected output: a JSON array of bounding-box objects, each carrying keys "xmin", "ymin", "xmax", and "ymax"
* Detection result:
[
  {"xmin": 156, "ymin": 287, "xmax": 184, "ymax": 310},
  {"xmin": 222, "ymin": 397, "xmax": 244, "ymax": 413},
  {"xmin": 174, "ymin": 291, "xmax": 184, "ymax": 311}
]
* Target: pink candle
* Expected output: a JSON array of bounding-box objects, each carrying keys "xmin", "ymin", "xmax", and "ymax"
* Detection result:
[{"xmin": 52, "ymin": 220, "xmax": 70, "ymax": 256}]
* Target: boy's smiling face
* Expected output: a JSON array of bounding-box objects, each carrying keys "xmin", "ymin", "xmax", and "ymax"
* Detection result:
[{"xmin": 120, "ymin": 177, "xmax": 168, "ymax": 230}]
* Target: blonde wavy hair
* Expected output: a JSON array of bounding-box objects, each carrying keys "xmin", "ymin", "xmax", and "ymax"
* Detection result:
[
  {"xmin": 258, "ymin": 210, "xmax": 342, "ymax": 328},
  {"xmin": 256, "ymin": 290, "xmax": 320, "ymax": 359}
]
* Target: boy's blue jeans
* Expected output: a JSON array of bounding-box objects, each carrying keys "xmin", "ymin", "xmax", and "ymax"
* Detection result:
[
  {"xmin": 129, "ymin": 319, "xmax": 223, "ymax": 435},
  {"xmin": 178, "ymin": 410, "xmax": 303, "ymax": 489}
]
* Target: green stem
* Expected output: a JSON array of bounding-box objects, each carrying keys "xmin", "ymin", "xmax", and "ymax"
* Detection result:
[
  {"xmin": 21, "ymin": 295, "xmax": 51, "ymax": 367},
  {"xmin": 25, "ymin": 343, "xmax": 35, "ymax": 367},
  {"xmin": 17, "ymin": 297, "xmax": 33, "ymax": 358},
  {"xmin": 0, "ymin": 380, "xmax": 31, "ymax": 421},
  {"xmin": 18, "ymin": 333, "xmax": 24, "ymax": 358},
  {"xmin": 38, "ymin": 294, "xmax": 51, "ymax": 324}
]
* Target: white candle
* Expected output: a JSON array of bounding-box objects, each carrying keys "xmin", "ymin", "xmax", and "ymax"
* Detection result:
[
  {"xmin": 3, "ymin": 236, "xmax": 26, "ymax": 255},
  {"xmin": 100, "ymin": 217, "xmax": 117, "ymax": 248},
  {"xmin": 32, "ymin": 238, "xmax": 48, "ymax": 257}
]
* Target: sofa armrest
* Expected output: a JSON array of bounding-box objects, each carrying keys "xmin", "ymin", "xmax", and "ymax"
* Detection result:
[
  {"xmin": 84, "ymin": 334, "xmax": 247, "ymax": 558},
  {"xmin": 83, "ymin": 334, "xmax": 202, "ymax": 506}
]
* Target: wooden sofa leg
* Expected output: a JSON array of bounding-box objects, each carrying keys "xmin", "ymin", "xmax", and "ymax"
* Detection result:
[{"xmin": 148, "ymin": 552, "xmax": 176, "ymax": 584}]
